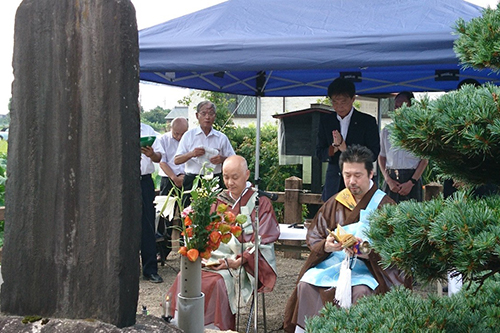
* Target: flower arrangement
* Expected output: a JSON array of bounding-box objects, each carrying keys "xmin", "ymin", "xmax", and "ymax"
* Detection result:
[{"xmin": 172, "ymin": 171, "xmax": 246, "ymax": 262}]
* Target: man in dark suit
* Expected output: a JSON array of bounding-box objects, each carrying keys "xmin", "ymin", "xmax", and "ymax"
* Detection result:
[{"xmin": 316, "ymin": 78, "xmax": 380, "ymax": 201}]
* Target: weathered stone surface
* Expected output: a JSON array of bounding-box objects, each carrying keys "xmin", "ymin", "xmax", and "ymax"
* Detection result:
[
  {"xmin": 0, "ymin": 315, "xmax": 184, "ymax": 333},
  {"xmin": 1, "ymin": 0, "xmax": 141, "ymax": 328}
]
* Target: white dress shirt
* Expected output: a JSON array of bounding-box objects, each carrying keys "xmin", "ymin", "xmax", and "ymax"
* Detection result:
[
  {"xmin": 337, "ymin": 107, "xmax": 354, "ymax": 140},
  {"xmin": 156, "ymin": 131, "xmax": 184, "ymax": 177},
  {"xmin": 140, "ymin": 123, "xmax": 164, "ymax": 175},
  {"xmin": 175, "ymin": 126, "xmax": 235, "ymax": 174},
  {"xmin": 379, "ymin": 126, "xmax": 421, "ymax": 169}
]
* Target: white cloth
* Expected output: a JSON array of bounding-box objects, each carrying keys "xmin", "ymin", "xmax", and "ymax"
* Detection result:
[
  {"xmin": 448, "ymin": 272, "xmax": 463, "ymax": 296},
  {"xmin": 334, "ymin": 253, "xmax": 352, "ymax": 308},
  {"xmin": 156, "ymin": 132, "xmax": 184, "ymax": 177},
  {"xmin": 336, "ymin": 107, "xmax": 354, "ymax": 140},
  {"xmin": 175, "ymin": 126, "xmax": 235, "ymax": 174},
  {"xmin": 140, "ymin": 123, "xmax": 164, "ymax": 175},
  {"xmin": 379, "ymin": 126, "xmax": 421, "ymax": 169}
]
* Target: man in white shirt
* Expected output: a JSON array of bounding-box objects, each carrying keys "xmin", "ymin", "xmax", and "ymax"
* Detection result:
[
  {"xmin": 174, "ymin": 101, "xmax": 235, "ymax": 191},
  {"xmin": 378, "ymin": 92, "xmax": 428, "ymax": 202},
  {"xmin": 157, "ymin": 117, "xmax": 189, "ymax": 195},
  {"xmin": 140, "ymin": 123, "xmax": 164, "ymax": 283},
  {"xmin": 155, "ymin": 117, "xmax": 188, "ymax": 262}
]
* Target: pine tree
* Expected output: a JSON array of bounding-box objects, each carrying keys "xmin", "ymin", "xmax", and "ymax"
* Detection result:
[{"xmin": 310, "ymin": 5, "xmax": 500, "ymax": 331}]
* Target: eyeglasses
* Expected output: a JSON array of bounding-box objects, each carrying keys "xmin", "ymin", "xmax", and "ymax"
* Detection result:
[
  {"xmin": 330, "ymin": 97, "xmax": 352, "ymax": 106},
  {"xmin": 198, "ymin": 111, "xmax": 216, "ymax": 118}
]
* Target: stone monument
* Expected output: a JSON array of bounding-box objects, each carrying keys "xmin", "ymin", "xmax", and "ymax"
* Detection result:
[{"xmin": 1, "ymin": 0, "xmax": 141, "ymax": 328}]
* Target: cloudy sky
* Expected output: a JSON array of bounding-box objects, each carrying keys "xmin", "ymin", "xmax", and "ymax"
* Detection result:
[
  {"xmin": 0, "ymin": 0, "xmax": 496, "ymax": 115},
  {"xmin": 0, "ymin": 0, "xmax": 226, "ymax": 114}
]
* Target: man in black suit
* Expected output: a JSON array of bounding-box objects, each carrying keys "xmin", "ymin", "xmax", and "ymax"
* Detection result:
[{"xmin": 316, "ymin": 78, "xmax": 380, "ymax": 201}]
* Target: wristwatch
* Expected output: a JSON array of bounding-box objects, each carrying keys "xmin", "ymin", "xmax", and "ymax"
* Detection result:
[{"xmin": 410, "ymin": 178, "xmax": 417, "ymax": 185}]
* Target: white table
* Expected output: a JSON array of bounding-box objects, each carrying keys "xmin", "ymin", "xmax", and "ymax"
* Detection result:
[{"xmin": 279, "ymin": 224, "xmax": 307, "ymax": 241}]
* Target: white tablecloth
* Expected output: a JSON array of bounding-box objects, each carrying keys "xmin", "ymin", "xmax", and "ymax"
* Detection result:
[{"xmin": 279, "ymin": 224, "xmax": 307, "ymax": 240}]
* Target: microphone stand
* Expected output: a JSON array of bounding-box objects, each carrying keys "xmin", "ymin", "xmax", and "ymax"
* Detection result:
[
  {"xmin": 252, "ymin": 181, "xmax": 260, "ymax": 333},
  {"xmin": 253, "ymin": 96, "xmax": 262, "ymax": 333}
]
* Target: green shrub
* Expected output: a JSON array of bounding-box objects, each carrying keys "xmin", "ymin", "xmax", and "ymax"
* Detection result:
[
  {"xmin": 140, "ymin": 106, "xmax": 170, "ymax": 132},
  {"xmin": 0, "ymin": 152, "xmax": 5, "ymax": 248},
  {"xmin": 390, "ymin": 84, "xmax": 500, "ymax": 186},
  {"xmin": 0, "ymin": 140, "xmax": 7, "ymax": 154},
  {"xmin": 226, "ymin": 123, "xmax": 301, "ymax": 222},
  {"xmin": 0, "ymin": 219, "xmax": 3, "ymax": 248},
  {"xmin": 0, "ymin": 153, "xmax": 6, "ymax": 207},
  {"xmin": 307, "ymin": 277, "xmax": 500, "ymax": 332},
  {"xmin": 227, "ymin": 123, "xmax": 301, "ymax": 192},
  {"xmin": 368, "ymin": 192, "xmax": 500, "ymax": 286},
  {"xmin": 454, "ymin": 4, "xmax": 500, "ymax": 72}
]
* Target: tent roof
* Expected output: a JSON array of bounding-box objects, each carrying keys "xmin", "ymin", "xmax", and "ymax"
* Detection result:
[{"xmin": 139, "ymin": 0, "xmax": 500, "ymax": 96}]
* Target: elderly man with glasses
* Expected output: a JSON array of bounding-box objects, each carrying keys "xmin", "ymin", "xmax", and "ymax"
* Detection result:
[{"xmin": 174, "ymin": 100, "xmax": 235, "ymax": 192}]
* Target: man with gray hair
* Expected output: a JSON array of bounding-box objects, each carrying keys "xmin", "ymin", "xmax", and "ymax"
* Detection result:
[{"xmin": 175, "ymin": 101, "xmax": 235, "ymax": 191}]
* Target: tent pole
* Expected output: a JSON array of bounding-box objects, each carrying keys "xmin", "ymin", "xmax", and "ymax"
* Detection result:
[{"xmin": 253, "ymin": 95, "xmax": 261, "ymax": 333}]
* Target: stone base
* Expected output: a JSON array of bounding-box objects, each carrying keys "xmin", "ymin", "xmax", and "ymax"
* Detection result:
[{"xmin": 0, "ymin": 314, "xmax": 183, "ymax": 333}]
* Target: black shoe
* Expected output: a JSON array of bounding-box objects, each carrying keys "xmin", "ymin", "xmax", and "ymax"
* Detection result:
[{"xmin": 143, "ymin": 273, "xmax": 163, "ymax": 283}]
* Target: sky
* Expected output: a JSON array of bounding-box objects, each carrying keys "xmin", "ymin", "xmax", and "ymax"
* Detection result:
[
  {"xmin": 0, "ymin": 0, "xmax": 497, "ymax": 115},
  {"xmin": 0, "ymin": 0, "xmax": 227, "ymax": 115}
]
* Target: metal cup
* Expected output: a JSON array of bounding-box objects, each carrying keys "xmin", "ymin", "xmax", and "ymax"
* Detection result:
[{"xmin": 358, "ymin": 241, "xmax": 371, "ymax": 255}]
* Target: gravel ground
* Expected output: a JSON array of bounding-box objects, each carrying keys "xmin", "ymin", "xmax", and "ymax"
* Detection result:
[
  {"xmin": 138, "ymin": 250, "xmax": 307, "ymax": 333},
  {"xmin": 0, "ymin": 249, "xmax": 436, "ymax": 333},
  {"xmin": 138, "ymin": 250, "xmax": 438, "ymax": 333}
]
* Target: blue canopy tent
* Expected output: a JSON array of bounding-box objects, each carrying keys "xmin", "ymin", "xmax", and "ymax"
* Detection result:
[
  {"xmin": 139, "ymin": 0, "xmax": 500, "ymax": 96},
  {"xmin": 138, "ymin": 1, "xmax": 499, "ymax": 330}
]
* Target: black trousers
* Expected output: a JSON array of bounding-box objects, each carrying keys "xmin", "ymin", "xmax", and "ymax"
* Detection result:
[
  {"xmin": 182, "ymin": 172, "xmax": 224, "ymax": 206},
  {"xmin": 157, "ymin": 177, "xmax": 180, "ymax": 261},
  {"xmin": 160, "ymin": 176, "xmax": 176, "ymax": 196},
  {"xmin": 382, "ymin": 168, "xmax": 422, "ymax": 203},
  {"xmin": 140, "ymin": 174, "xmax": 158, "ymax": 276}
]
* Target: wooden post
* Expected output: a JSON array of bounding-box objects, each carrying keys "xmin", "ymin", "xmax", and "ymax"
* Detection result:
[
  {"xmin": 284, "ymin": 177, "xmax": 303, "ymax": 259},
  {"xmin": 424, "ymin": 182, "xmax": 443, "ymax": 201}
]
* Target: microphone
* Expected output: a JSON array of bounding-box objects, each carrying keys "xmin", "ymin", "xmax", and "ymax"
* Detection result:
[{"xmin": 256, "ymin": 189, "xmax": 278, "ymax": 201}]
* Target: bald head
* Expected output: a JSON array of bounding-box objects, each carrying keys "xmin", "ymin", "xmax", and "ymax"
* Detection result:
[
  {"xmin": 171, "ymin": 117, "xmax": 188, "ymax": 141},
  {"xmin": 223, "ymin": 155, "xmax": 250, "ymax": 198}
]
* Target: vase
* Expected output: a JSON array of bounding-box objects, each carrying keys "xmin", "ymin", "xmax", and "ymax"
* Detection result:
[{"xmin": 178, "ymin": 255, "xmax": 205, "ymax": 333}]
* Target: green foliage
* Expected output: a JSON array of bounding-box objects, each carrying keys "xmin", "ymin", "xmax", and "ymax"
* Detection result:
[
  {"xmin": 0, "ymin": 153, "xmax": 6, "ymax": 207},
  {"xmin": 178, "ymin": 90, "xmax": 301, "ymax": 221},
  {"xmin": 0, "ymin": 220, "xmax": 3, "ymax": 248},
  {"xmin": 390, "ymin": 84, "xmax": 500, "ymax": 186},
  {"xmin": 368, "ymin": 192, "xmax": 500, "ymax": 286},
  {"xmin": 316, "ymin": 97, "xmax": 330, "ymax": 105},
  {"xmin": 226, "ymin": 123, "xmax": 301, "ymax": 192},
  {"xmin": 225, "ymin": 123, "xmax": 301, "ymax": 222},
  {"xmin": 177, "ymin": 94, "xmax": 193, "ymax": 107},
  {"xmin": 307, "ymin": 277, "xmax": 500, "ymax": 332},
  {"xmin": 0, "ymin": 140, "xmax": 7, "ymax": 154},
  {"xmin": 421, "ymin": 159, "xmax": 440, "ymax": 184},
  {"xmin": 454, "ymin": 4, "xmax": 500, "ymax": 71},
  {"xmin": 346, "ymin": 11, "xmax": 500, "ymax": 331},
  {"xmin": 140, "ymin": 106, "xmax": 170, "ymax": 132}
]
